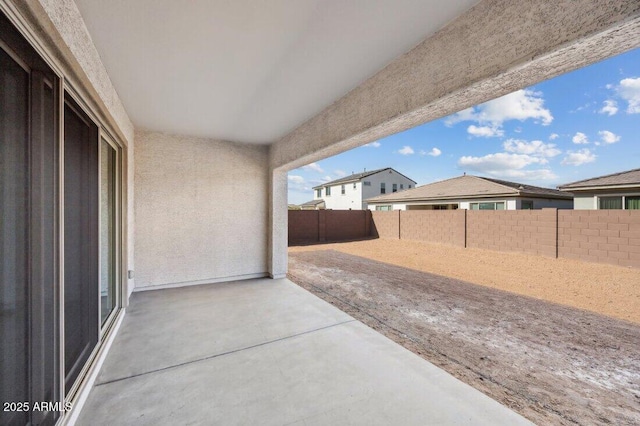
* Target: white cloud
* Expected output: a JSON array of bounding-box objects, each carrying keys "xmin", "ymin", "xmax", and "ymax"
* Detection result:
[
  {"xmin": 445, "ymin": 107, "xmax": 475, "ymax": 126},
  {"xmin": 457, "ymin": 153, "xmax": 555, "ymax": 180},
  {"xmin": 287, "ymin": 175, "xmax": 310, "ymax": 193},
  {"xmin": 598, "ymin": 130, "xmax": 620, "ymax": 145},
  {"xmin": 303, "ymin": 162, "xmax": 324, "ymax": 173},
  {"xmin": 489, "ymin": 168, "xmax": 557, "ymax": 180},
  {"xmin": 446, "ymin": 90, "xmax": 553, "ymax": 133},
  {"xmin": 503, "ymin": 139, "xmax": 561, "ymax": 158},
  {"xmin": 467, "ymin": 125, "xmax": 504, "ymax": 138},
  {"xmin": 458, "ymin": 152, "xmax": 546, "ymax": 171},
  {"xmin": 572, "ymin": 132, "xmax": 589, "ymax": 145},
  {"xmin": 599, "ymin": 99, "xmax": 618, "ymax": 116},
  {"xmin": 288, "ymin": 175, "xmax": 305, "ymax": 184},
  {"xmin": 549, "ymin": 133, "xmax": 559, "ymax": 140},
  {"xmin": 363, "ymin": 141, "xmax": 381, "ymax": 147},
  {"xmin": 426, "ymin": 147, "xmax": 442, "ymax": 157},
  {"xmin": 334, "ymin": 170, "xmax": 347, "ymax": 177},
  {"xmin": 618, "ymin": 77, "xmax": 640, "ymax": 113},
  {"xmin": 398, "ymin": 146, "xmax": 414, "ymax": 155},
  {"xmin": 561, "ymin": 149, "xmax": 596, "ymax": 166}
]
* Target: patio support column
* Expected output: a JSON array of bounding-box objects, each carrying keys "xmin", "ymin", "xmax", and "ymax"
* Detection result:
[{"xmin": 268, "ymin": 168, "xmax": 288, "ymax": 279}]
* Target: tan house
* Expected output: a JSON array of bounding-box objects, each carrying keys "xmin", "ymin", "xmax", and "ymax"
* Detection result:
[
  {"xmin": 367, "ymin": 174, "xmax": 573, "ymax": 211},
  {"xmin": 299, "ymin": 199, "xmax": 326, "ymax": 210},
  {"xmin": 558, "ymin": 168, "xmax": 640, "ymax": 210}
]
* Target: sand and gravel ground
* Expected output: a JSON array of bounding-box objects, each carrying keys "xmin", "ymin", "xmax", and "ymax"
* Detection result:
[
  {"xmin": 288, "ymin": 240, "xmax": 640, "ymax": 425},
  {"xmin": 290, "ymin": 239, "xmax": 640, "ymax": 324}
]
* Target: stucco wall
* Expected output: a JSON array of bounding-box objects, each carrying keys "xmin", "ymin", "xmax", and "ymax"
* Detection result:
[
  {"xmin": 574, "ymin": 196, "xmax": 597, "ymax": 210},
  {"xmin": 134, "ymin": 130, "xmax": 269, "ymax": 289}
]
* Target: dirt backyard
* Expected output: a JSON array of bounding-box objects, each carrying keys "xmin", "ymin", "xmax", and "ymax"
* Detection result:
[{"xmin": 288, "ymin": 241, "xmax": 640, "ymax": 425}]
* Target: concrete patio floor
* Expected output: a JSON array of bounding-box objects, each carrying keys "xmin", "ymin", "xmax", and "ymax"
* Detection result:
[{"xmin": 76, "ymin": 278, "xmax": 532, "ymax": 425}]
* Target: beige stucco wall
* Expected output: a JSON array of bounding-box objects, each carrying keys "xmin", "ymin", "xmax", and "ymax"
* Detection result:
[{"xmin": 134, "ymin": 130, "xmax": 269, "ymax": 289}]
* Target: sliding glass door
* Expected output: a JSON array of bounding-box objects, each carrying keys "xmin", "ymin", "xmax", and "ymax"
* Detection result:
[
  {"xmin": 1, "ymin": 12, "xmax": 60, "ymax": 425},
  {"xmin": 2, "ymin": 9, "xmax": 123, "ymax": 422}
]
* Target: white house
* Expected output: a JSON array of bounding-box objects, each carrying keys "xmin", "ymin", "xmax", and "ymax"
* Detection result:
[
  {"xmin": 367, "ymin": 175, "xmax": 573, "ymax": 210},
  {"xmin": 558, "ymin": 168, "xmax": 640, "ymax": 210},
  {"xmin": 313, "ymin": 168, "xmax": 416, "ymax": 210}
]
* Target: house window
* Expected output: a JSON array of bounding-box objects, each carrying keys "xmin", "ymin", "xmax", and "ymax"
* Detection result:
[
  {"xmin": 376, "ymin": 205, "xmax": 392, "ymax": 211},
  {"xmin": 470, "ymin": 202, "xmax": 505, "ymax": 210},
  {"xmin": 433, "ymin": 205, "xmax": 448, "ymax": 210},
  {"xmin": 381, "ymin": 183, "xmax": 386, "ymax": 194},
  {"xmin": 599, "ymin": 196, "xmax": 622, "ymax": 209},
  {"xmin": 400, "ymin": 184, "xmax": 404, "ymax": 190},
  {"xmin": 316, "ymin": 189, "xmax": 321, "ymax": 198},
  {"xmin": 599, "ymin": 195, "xmax": 640, "ymax": 210},
  {"xmin": 353, "ymin": 182, "xmax": 357, "ymax": 189},
  {"xmin": 626, "ymin": 196, "xmax": 640, "ymax": 210},
  {"xmin": 392, "ymin": 183, "xmax": 397, "ymax": 193},
  {"xmin": 363, "ymin": 181, "xmax": 371, "ymax": 186},
  {"xmin": 409, "ymin": 184, "xmax": 412, "ymax": 188},
  {"xmin": 521, "ymin": 201, "xmax": 534, "ymax": 210},
  {"xmin": 341, "ymin": 184, "xmax": 345, "ymax": 195},
  {"xmin": 326, "ymin": 186, "xmax": 331, "ymax": 196}
]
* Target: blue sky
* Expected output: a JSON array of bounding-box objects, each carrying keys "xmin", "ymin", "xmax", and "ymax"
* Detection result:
[{"xmin": 288, "ymin": 48, "xmax": 640, "ymax": 205}]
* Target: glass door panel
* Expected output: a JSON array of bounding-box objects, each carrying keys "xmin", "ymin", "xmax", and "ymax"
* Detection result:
[
  {"xmin": 63, "ymin": 96, "xmax": 99, "ymax": 394},
  {"xmin": 100, "ymin": 139, "xmax": 118, "ymax": 324},
  {"xmin": 1, "ymin": 11, "xmax": 60, "ymax": 423},
  {"xmin": 0, "ymin": 43, "xmax": 30, "ymax": 426}
]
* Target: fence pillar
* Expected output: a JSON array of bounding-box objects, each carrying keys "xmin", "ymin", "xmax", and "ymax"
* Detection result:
[
  {"xmin": 318, "ymin": 209, "xmax": 326, "ymax": 242},
  {"xmin": 365, "ymin": 210, "xmax": 371, "ymax": 237}
]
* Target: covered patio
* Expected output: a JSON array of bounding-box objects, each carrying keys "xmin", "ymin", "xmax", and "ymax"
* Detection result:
[
  {"xmin": 75, "ymin": 279, "xmax": 531, "ymax": 425},
  {"xmin": 2, "ymin": 1, "xmax": 640, "ymax": 425}
]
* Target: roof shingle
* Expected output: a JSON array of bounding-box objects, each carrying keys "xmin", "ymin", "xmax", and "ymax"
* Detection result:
[
  {"xmin": 367, "ymin": 175, "xmax": 571, "ymax": 203},
  {"xmin": 558, "ymin": 168, "xmax": 640, "ymax": 190}
]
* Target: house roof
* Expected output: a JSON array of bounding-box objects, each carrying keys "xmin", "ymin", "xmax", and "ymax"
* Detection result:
[
  {"xmin": 312, "ymin": 168, "xmax": 416, "ymax": 189},
  {"xmin": 299, "ymin": 199, "xmax": 325, "ymax": 207},
  {"xmin": 558, "ymin": 168, "xmax": 640, "ymax": 191},
  {"xmin": 366, "ymin": 174, "xmax": 572, "ymax": 203}
]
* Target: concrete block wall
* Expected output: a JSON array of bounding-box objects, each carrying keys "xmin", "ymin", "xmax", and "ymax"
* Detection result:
[
  {"xmin": 558, "ymin": 210, "xmax": 640, "ymax": 268},
  {"xmin": 466, "ymin": 209, "xmax": 557, "ymax": 258},
  {"xmin": 288, "ymin": 211, "xmax": 320, "ymax": 244},
  {"xmin": 289, "ymin": 208, "xmax": 640, "ymax": 269},
  {"xmin": 371, "ymin": 211, "xmax": 400, "ymax": 239},
  {"xmin": 400, "ymin": 210, "xmax": 466, "ymax": 247},
  {"xmin": 325, "ymin": 210, "xmax": 371, "ymax": 242},
  {"xmin": 288, "ymin": 210, "xmax": 372, "ymax": 245}
]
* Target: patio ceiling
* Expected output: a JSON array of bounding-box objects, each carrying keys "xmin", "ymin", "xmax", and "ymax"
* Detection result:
[{"xmin": 73, "ymin": 0, "xmax": 478, "ymax": 144}]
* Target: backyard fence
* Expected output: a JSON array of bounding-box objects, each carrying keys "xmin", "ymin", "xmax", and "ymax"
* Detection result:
[
  {"xmin": 289, "ymin": 209, "xmax": 640, "ymax": 269},
  {"xmin": 288, "ymin": 210, "xmax": 372, "ymax": 245}
]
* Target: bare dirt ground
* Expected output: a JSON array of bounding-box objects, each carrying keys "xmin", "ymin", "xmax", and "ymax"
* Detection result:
[
  {"xmin": 291, "ymin": 239, "xmax": 640, "ymax": 324},
  {"xmin": 288, "ymin": 243, "xmax": 640, "ymax": 425}
]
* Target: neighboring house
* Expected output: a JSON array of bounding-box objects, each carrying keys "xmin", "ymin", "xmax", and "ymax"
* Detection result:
[
  {"xmin": 313, "ymin": 168, "xmax": 416, "ymax": 210},
  {"xmin": 558, "ymin": 168, "xmax": 640, "ymax": 210},
  {"xmin": 366, "ymin": 174, "xmax": 573, "ymax": 210},
  {"xmin": 299, "ymin": 199, "xmax": 326, "ymax": 210}
]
